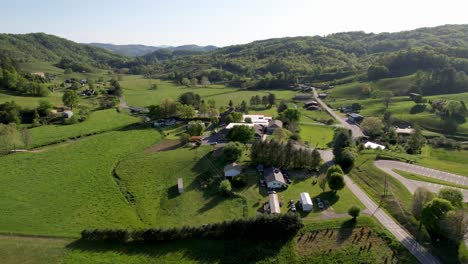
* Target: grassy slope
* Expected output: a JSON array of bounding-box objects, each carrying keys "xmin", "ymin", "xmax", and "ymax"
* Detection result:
[
  {"xmin": 417, "ymin": 146, "xmax": 468, "ymax": 176},
  {"xmin": 29, "ymin": 109, "xmax": 139, "ymax": 147},
  {"xmin": 0, "ymin": 129, "xmax": 162, "ymax": 236},
  {"xmin": 299, "ymin": 124, "xmax": 334, "ymax": 148},
  {"xmin": 115, "ymin": 146, "xmax": 244, "ymax": 227}
]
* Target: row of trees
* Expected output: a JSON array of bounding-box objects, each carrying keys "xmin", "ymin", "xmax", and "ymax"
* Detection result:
[
  {"xmin": 250, "ymin": 140, "xmax": 321, "ymax": 170},
  {"xmin": 332, "ymin": 128, "xmax": 356, "ymax": 168},
  {"xmin": 81, "ymin": 213, "xmax": 303, "ymax": 243},
  {"xmin": 249, "ymin": 93, "xmax": 276, "ymax": 108},
  {"xmin": 412, "ymin": 187, "xmax": 467, "ymax": 245}
]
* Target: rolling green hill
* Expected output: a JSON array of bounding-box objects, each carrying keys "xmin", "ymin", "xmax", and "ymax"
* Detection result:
[{"xmin": 0, "ymin": 33, "xmax": 129, "ymax": 71}]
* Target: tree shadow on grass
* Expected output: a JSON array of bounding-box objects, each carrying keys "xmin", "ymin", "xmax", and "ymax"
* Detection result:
[
  {"xmin": 66, "ymin": 237, "xmax": 291, "ymax": 264},
  {"xmin": 312, "ymin": 191, "xmax": 340, "ymax": 211},
  {"xmin": 336, "ymin": 219, "xmax": 356, "ymax": 244}
]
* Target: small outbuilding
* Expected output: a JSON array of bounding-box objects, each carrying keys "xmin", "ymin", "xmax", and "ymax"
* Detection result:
[
  {"xmin": 299, "ymin": 192, "xmax": 313, "ymax": 212},
  {"xmin": 294, "ymin": 94, "xmax": 312, "ymax": 100},
  {"xmin": 409, "ymin": 93, "xmax": 421, "ymax": 100},
  {"xmin": 364, "ymin": 141, "xmax": 386, "ymax": 150},
  {"xmin": 224, "ymin": 162, "xmax": 243, "ymax": 178},
  {"xmin": 266, "ymin": 120, "xmax": 283, "ymax": 134},
  {"xmin": 177, "ymin": 178, "xmax": 184, "ymax": 194},
  {"xmin": 268, "ymin": 192, "xmax": 281, "ymax": 214}
]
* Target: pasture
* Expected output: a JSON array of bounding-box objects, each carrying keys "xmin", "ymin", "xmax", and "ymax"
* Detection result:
[
  {"xmin": 299, "ymin": 124, "xmax": 334, "ymax": 148},
  {"xmin": 0, "ymin": 128, "xmax": 162, "ymax": 236},
  {"xmin": 120, "ymin": 75, "xmax": 297, "ymax": 108},
  {"xmin": 29, "ymin": 109, "xmax": 139, "ymax": 147},
  {"xmin": 115, "ymin": 146, "xmax": 244, "ymax": 227}
]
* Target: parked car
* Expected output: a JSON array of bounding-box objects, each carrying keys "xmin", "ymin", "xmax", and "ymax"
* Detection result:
[
  {"xmin": 317, "ymin": 198, "xmax": 325, "ymax": 210},
  {"xmin": 287, "ymin": 178, "xmax": 292, "ymax": 184},
  {"xmin": 288, "ymin": 199, "xmax": 294, "ymax": 207},
  {"xmin": 210, "ymin": 141, "xmax": 218, "ymax": 145},
  {"xmin": 290, "ymin": 204, "xmax": 297, "ymax": 212}
]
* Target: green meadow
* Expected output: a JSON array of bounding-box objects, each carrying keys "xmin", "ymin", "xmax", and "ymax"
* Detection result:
[
  {"xmin": 29, "ymin": 109, "xmax": 139, "ymax": 147},
  {"xmin": 0, "ymin": 129, "xmax": 162, "ymax": 237}
]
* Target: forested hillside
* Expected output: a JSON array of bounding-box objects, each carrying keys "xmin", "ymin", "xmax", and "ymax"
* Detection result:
[
  {"xmin": 88, "ymin": 43, "xmax": 217, "ymax": 57},
  {"xmin": 0, "ymin": 33, "xmax": 128, "ymax": 72}
]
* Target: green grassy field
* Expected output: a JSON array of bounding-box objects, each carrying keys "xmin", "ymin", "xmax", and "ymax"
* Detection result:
[
  {"xmin": 417, "ymin": 146, "xmax": 468, "ymax": 176},
  {"xmin": 0, "ymin": 128, "xmax": 162, "ymax": 236},
  {"xmin": 299, "ymin": 124, "xmax": 334, "ymax": 148},
  {"xmin": 120, "ymin": 75, "xmax": 297, "ymax": 108},
  {"xmin": 115, "ymin": 146, "xmax": 244, "ymax": 227},
  {"xmin": 0, "ymin": 235, "xmax": 70, "ymax": 264},
  {"xmin": 29, "ymin": 109, "xmax": 139, "ymax": 147},
  {"xmin": 0, "ymin": 89, "xmax": 64, "ymax": 109}
]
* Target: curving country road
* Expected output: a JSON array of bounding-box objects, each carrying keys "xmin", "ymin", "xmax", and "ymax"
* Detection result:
[
  {"xmin": 305, "ymin": 147, "xmax": 440, "ymax": 263},
  {"xmin": 344, "ymin": 175, "xmax": 440, "ymax": 264},
  {"xmin": 375, "ymin": 160, "xmax": 468, "ymax": 202},
  {"xmin": 312, "ymin": 88, "xmax": 364, "ymax": 139}
]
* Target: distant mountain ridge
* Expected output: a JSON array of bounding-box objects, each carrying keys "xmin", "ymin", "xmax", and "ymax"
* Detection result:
[{"xmin": 87, "ymin": 43, "xmax": 218, "ymax": 57}]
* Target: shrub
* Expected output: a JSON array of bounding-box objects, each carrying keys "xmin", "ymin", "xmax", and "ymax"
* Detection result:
[
  {"xmin": 219, "ymin": 180, "xmax": 232, "ymax": 196},
  {"xmin": 348, "ymin": 205, "xmax": 361, "ymax": 219}
]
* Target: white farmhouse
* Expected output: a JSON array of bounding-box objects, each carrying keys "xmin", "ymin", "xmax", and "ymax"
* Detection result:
[{"xmin": 264, "ymin": 167, "xmax": 286, "ymax": 189}]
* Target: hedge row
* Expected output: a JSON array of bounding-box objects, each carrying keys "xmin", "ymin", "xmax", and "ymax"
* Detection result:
[{"xmin": 81, "ymin": 213, "xmax": 303, "ymax": 243}]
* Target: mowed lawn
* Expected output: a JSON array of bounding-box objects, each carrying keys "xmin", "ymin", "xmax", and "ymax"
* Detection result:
[
  {"xmin": 299, "ymin": 124, "xmax": 334, "ymax": 148},
  {"xmin": 0, "ymin": 129, "xmax": 162, "ymax": 236},
  {"xmin": 417, "ymin": 146, "xmax": 468, "ymax": 176},
  {"xmin": 115, "ymin": 146, "xmax": 244, "ymax": 227},
  {"xmin": 29, "ymin": 109, "xmax": 139, "ymax": 147},
  {"xmin": 0, "ymin": 89, "xmax": 63, "ymax": 109},
  {"xmin": 120, "ymin": 75, "xmax": 297, "ymax": 107}
]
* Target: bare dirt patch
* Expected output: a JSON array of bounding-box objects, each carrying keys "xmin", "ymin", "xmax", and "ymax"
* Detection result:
[{"xmin": 144, "ymin": 139, "xmax": 181, "ymax": 153}]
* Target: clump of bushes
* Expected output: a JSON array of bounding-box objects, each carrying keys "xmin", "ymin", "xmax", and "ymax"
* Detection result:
[
  {"xmin": 81, "ymin": 213, "xmax": 303, "ymax": 243},
  {"xmin": 231, "ymin": 174, "xmax": 247, "ymax": 188}
]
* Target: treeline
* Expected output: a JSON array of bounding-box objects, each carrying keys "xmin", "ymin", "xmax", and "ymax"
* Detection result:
[
  {"xmin": 250, "ymin": 140, "xmax": 322, "ymax": 170},
  {"xmin": 81, "ymin": 213, "xmax": 303, "ymax": 243}
]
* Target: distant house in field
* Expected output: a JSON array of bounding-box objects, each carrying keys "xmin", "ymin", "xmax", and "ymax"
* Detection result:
[
  {"xmin": 268, "ymin": 192, "xmax": 281, "ymax": 214},
  {"xmin": 299, "ymin": 192, "xmax": 313, "ymax": 212},
  {"xmin": 294, "ymin": 94, "xmax": 312, "ymax": 100},
  {"xmin": 177, "ymin": 178, "xmax": 184, "ymax": 194},
  {"xmin": 318, "ymin": 93, "xmax": 328, "ymax": 99},
  {"xmin": 224, "ymin": 163, "xmax": 243, "ymax": 178},
  {"xmin": 80, "ymin": 79, "xmax": 88, "ymax": 85},
  {"xmin": 267, "ymin": 120, "xmax": 283, "ymax": 134},
  {"xmin": 253, "ymin": 124, "xmax": 264, "ymax": 139},
  {"xmin": 243, "ymin": 114, "xmax": 272, "ymax": 126},
  {"xmin": 225, "ymin": 123, "xmax": 255, "ymax": 129},
  {"xmin": 265, "ymin": 167, "xmax": 286, "ymax": 189},
  {"xmin": 348, "ymin": 113, "xmax": 364, "ymax": 123},
  {"xmin": 63, "ymin": 110, "xmax": 73, "ymax": 118},
  {"xmin": 364, "ymin": 141, "xmax": 386, "ymax": 150},
  {"xmin": 395, "ymin": 127, "xmax": 415, "ymax": 135},
  {"xmin": 340, "ymin": 106, "xmax": 353, "ymax": 113},
  {"xmin": 409, "ymin": 93, "xmax": 421, "ymax": 100},
  {"xmin": 306, "ymin": 105, "xmax": 321, "ymax": 111},
  {"xmin": 304, "ymin": 100, "xmax": 318, "ymax": 108},
  {"xmin": 32, "ymin": 72, "xmax": 45, "ymax": 78}
]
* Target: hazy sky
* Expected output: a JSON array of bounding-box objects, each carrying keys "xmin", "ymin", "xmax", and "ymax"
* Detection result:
[{"xmin": 1, "ymin": 0, "xmax": 467, "ymax": 47}]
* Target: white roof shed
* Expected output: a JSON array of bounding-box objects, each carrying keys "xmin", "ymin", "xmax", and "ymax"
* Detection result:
[
  {"xmin": 299, "ymin": 192, "xmax": 313, "ymax": 212},
  {"xmin": 364, "ymin": 141, "xmax": 386, "ymax": 150},
  {"xmin": 269, "ymin": 192, "xmax": 281, "ymax": 214}
]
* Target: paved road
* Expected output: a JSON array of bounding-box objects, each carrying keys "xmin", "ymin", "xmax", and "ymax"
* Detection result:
[
  {"xmin": 312, "ymin": 88, "xmax": 364, "ymax": 139},
  {"xmin": 375, "ymin": 161, "xmax": 468, "ymax": 202},
  {"xmin": 344, "ymin": 175, "xmax": 440, "ymax": 264}
]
